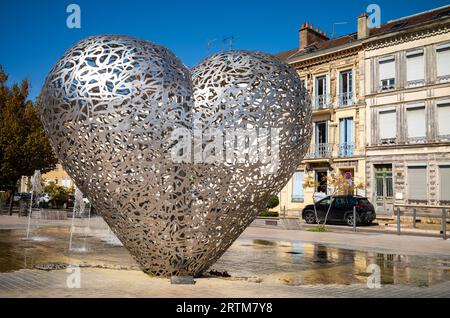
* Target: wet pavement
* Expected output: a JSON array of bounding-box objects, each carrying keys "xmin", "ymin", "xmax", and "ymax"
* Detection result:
[{"xmin": 0, "ymin": 217, "xmax": 449, "ymax": 290}]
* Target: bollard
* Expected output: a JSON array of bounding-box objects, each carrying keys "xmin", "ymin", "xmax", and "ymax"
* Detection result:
[
  {"xmin": 442, "ymin": 208, "xmax": 447, "ymax": 240},
  {"xmin": 413, "ymin": 208, "xmax": 417, "ymax": 228},
  {"xmin": 353, "ymin": 206, "xmax": 357, "ymax": 232},
  {"xmin": 397, "ymin": 207, "xmax": 401, "ymax": 235}
]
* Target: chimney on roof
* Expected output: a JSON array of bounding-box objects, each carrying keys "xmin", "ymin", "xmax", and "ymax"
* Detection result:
[
  {"xmin": 299, "ymin": 22, "xmax": 329, "ymax": 49},
  {"xmin": 357, "ymin": 12, "xmax": 369, "ymax": 39}
]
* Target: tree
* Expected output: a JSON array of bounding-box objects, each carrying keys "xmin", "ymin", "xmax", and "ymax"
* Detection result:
[
  {"xmin": 0, "ymin": 65, "xmax": 57, "ymax": 214},
  {"xmin": 304, "ymin": 171, "xmax": 364, "ymax": 229},
  {"xmin": 44, "ymin": 182, "xmax": 69, "ymax": 209}
]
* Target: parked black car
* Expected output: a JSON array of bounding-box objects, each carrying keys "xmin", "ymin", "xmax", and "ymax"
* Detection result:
[{"xmin": 302, "ymin": 195, "xmax": 376, "ymax": 226}]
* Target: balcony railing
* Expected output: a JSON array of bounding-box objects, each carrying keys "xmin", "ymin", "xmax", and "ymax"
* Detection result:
[
  {"xmin": 437, "ymin": 74, "xmax": 450, "ymax": 83},
  {"xmin": 338, "ymin": 143, "xmax": 355, "ymax": 157},
  {"xmin": 338, "ymin": 92, "xmax": 354, "ymax": 107},
  {"xmin": 438, "ymin": 134, "xmax": 450, "ymax": 142},
  {"xmin": 305, "ymin": 143, "xmax": 333, "ymax": 159},
  {"xmin": 313, "ymin": 94, "xmax": 332, "ymax": 110},
  {"xmin": 407, "ymin": 136, "xmax": 427, "ymax": 144},
  {"xmin": 406, "ymin": 79, "xmax": 425, "ymax": 88}
]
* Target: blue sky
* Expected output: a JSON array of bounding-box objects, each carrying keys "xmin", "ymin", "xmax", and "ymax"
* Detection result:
[{"xmin": 1, "ymin": 0, "xmax": 449, "ymax": 100}]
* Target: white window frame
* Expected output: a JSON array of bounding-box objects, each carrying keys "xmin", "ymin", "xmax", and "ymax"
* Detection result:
[
  {"xmin": 436, "ymin": 42, "xmax": 450, "ymax": 81},
  {"xmin": 379, "ymin": 56, "xmax": 396, "ymax": 91},
  {"xmin": 407, "ymin": 165, "xmax": 428, "ymax": 202},
  {"xmin": 406, "ymin": 103, "xmax": 426, "ymax": 142},
  {"xmin": 406, "ymin": 49, "xmax": 425, "ymax": 87},
  {"xmin": 378, "ymin": 108, "xmax": 397, "ymax": 144}
]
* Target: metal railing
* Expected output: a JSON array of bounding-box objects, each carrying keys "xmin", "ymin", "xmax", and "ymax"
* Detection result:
[
  {"xmin": 393, "ymin": 204, "xmax": 449, "ymax": 240},
  {"xmin": 305, "ymin": 143, "xmax": 333, "ymax": 159},
  {"xmin": 338, "ymin": 143, "xmax": 355, "ymax": 157},
  {"xmin": 312, "ymin": 94, "xmax": 331, "ymax": 110},
  {"xmin": 337, "ymin": 92, "xmax": 354, "ymax": 107}
]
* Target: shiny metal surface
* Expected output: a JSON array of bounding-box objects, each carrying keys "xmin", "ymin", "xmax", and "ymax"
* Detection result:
[{"xmin": 39, "ymin": 35, "xmax": 311, "ymax": 276}]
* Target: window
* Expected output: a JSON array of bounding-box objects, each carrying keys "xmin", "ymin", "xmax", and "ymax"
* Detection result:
[
  {"xmin": 339, "ymin": 70, "xmax": 353, "ymax": 106},
  {"xmin": 440, "ymin": 166, "xmax": 450, "ymax": 202},
  {"xmin": 339, "ymin": 118, "xmax": 354, "ymax": 157},
  {"xmin": 437, "ymin": 100, "xmax": 450, "ymax": 138},
  {"xmin": 314, "ymin": 122, "xmax": 330, "ymax": 157},
  {"xmin": 437, "ymin": 43, "xmax": 450, "ymax": 80},
  {"xmin": 54, "ymin": 178, "xmax": 58, "ymax": 185},
  {"xmin": 379, "ymin": 109, "xmax": 396, "ymax": 142},
  {"xmin": 300, "ymin": 79, "xmax": 306, "ymax": 89},
  {"xmin": 408, "ymin": 166, "xmax": 427, "ymax": 201},
  {"xmin": 379, "ymin": 56, "xmax": 395, "ymax": 90},
  {"xmin": 318, "ymin": 197, "xmax": 331, "ymax": 207},
  {"xmin": 406, "ymin": 49, "xmax": 424, "ymax": 85},
  {"xmin": 315, "ymin": 75, "xmax": 327, "ymax": 108},
  {"xmin": 291, "ymin": 171, "xmax": 304, "ymax": 202},
  {"xmin": 406, "ymin": 105, "xmax": 426, "ymax": 141}
]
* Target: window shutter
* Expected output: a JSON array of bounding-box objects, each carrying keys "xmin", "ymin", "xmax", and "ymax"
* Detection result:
[
  {"xmin": 379, "ymin": 57, "xmax": 395, "ymax": 80},
  {"xmin": 406, "ymin": 52, "xmax": 424, "ymax": 81},
  {"xmin": 407, "ymin": 106, "xmax": 426, "ymax": 138},
  {"xmin": 408, "ymin": 167, "xmax": 427, "ymax": 201},
  {"xmin": 292, "ymin": 171, "xmax": 304, "ymax": 201},
  {"xmin": 440, "ymin": 166, "xmax": 450, "ymax": 202},
  {"xmin": 437, "ymin": 46, "xmax": 450, "ymax": 77},
  {"xmin": 379, "ymin": 110, "xmax": 396, "ymax": 139},
  {"xmin": 437, "ymin": 104, "xmax": 450, "ymax": 136}
]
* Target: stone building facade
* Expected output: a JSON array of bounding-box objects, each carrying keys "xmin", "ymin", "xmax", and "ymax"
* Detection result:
[
  {"xmin": 276, "ymin": 5, "xmax": 450, "ymax": 217},
  {"xmin": 276, "ymin": 21, "xmax": 368, "ymax": 216},
  {"xmin": 362, "ymin": 7, "xmax": 450, "ymax": 214}
]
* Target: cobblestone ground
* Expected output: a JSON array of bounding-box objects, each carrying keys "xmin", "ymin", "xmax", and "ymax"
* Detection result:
[
  {"xmin": 0, "ymin": 215, "xmax": 449, "ymax": 298},
  {"xmin": 0, "ymin": 268, "xmax": 450, "ymax": 298}
]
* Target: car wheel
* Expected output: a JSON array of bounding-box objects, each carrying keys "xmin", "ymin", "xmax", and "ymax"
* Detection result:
[
  {"xmin": 345, "ymin": 214, "xmax": 356, "ymax": 226},
  {"xmin": 304, "ymin": 211, "xmax": 317, "ymax": 224}
]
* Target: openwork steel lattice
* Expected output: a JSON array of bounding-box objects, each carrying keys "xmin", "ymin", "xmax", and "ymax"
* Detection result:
[{"xmin": 39, "ymin": 35, "xmax": 311, "ymax": 276}]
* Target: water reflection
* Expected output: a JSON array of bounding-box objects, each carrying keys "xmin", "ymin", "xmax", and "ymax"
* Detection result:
[
  {"xmin": 213, "ymin": 239, "xmax": 450, "ymax": 287},
  {"xmin": 0, "ymin": 227, "xmax": 449, "ymax": 287}
]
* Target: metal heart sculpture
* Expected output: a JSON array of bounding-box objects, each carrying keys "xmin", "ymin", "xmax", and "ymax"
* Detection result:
[{"xmin": 39, "ymin": 35, "xmax": 311, "ymax": 277}]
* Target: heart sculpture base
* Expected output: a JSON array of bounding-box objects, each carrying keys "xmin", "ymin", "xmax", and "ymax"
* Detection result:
[{"xmin": 39, "ymin": 35, "xmax": 311, "ymax": 277}]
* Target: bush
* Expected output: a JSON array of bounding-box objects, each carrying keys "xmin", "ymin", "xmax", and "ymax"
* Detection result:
[
  {"xmin": 266, "ymin": 196, "xmax": 280, "ymax": 209},
  {"xmin": 258, "ymin": 211, "xmax": 279, "ymax": 217}
]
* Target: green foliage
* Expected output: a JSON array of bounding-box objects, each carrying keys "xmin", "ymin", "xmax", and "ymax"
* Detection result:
[
  {"xmin": 44, "ymin": 182, "xmax": 68, "ymax": 208},
  {"xmin": 258, "ymin": 211, "xmax": 279, "ymax": 217},
  {"xmin": 0, "ymin": 65, "xmax": 57, "ymax": 191},
  {"xmin": 307, "ymin": 225, "xmax": 330, "ymax": 232},
  {"xmin": 266, "ymin": 195, "xmax": 280, "ymax": 209}
]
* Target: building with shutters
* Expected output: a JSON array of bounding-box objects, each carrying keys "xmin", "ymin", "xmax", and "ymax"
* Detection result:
[
  {"xmin": 363, "ymin": 6, "xmax": 450, "ymax": 215},
  {"xmin": 275, "ymin": 5, "xmax": 450, "ymax": 216},
  {"xmin": 275, "ymin": 19, "xmax": 368, "ymax": 216}
]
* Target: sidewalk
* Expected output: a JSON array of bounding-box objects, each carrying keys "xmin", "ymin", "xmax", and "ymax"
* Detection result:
[{"xmin": 251, "ymin": 217, "xmax": 449, "ymax": 239}]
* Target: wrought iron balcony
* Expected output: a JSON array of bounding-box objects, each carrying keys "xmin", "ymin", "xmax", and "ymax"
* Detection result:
[
  {"xmin": 304, "ymin": 143, "xmax": 333, "ymax": 159},
  {"xmin": 406, "ymin": 79, "xmax": 425, "ymax": 88},
  {"xmin": 312, "ymin": 94, "xmax": 332, "ymax": 110},
  {"xmin": 407, "ymin": 136, "xmax": 427, "ymax": 144},
  {"xmin": 338, "ymin": 143, "xmax": 355, "ymax": 157},
  {"xmin": 338, "ymin": 92, "xmax": 354, "ymax": 107},
  {"xmin": 437, "ymin": 74, "xmax": 450, "ymax": 83}
]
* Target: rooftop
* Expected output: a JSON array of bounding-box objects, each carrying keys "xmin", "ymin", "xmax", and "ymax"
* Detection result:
[{"xmin": 276, "ymin": 5, "xmax": 450, "ymax": 63}]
